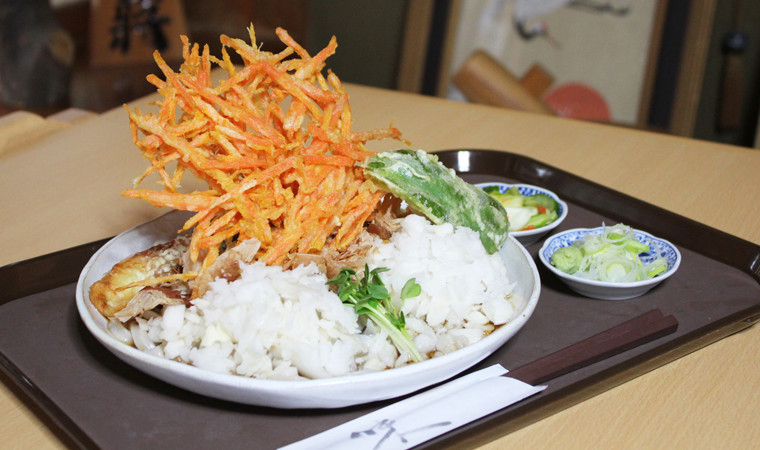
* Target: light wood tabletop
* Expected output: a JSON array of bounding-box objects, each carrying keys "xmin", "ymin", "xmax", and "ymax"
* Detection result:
[{"xmin": 1, "ymin": 83, "xmax": 759, "ymax": 448}]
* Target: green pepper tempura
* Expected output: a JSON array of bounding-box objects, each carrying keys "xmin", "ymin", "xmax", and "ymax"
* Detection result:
[{"xmin": 361, "ymin": 150, "xmax": 510, "ymax": 254}]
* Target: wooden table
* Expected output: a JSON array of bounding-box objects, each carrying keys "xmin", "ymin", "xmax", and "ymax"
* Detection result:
[{"xmin": 1, "ymin": 84, "xmax": 759, "ymax": 448}]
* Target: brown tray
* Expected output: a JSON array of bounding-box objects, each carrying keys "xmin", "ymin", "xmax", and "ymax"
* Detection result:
[{"xmin": 1, "ymin": 149, "xmax": 759, "ymax": 449}]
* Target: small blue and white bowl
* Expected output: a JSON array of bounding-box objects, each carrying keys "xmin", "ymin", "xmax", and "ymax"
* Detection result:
[
  {"xmin": 476, "ymin": 182, "xmax": 568, "ymax": 246},
  {"xmin": 538, "ymin": 226, "xmax": 681, "ymax": 300}
]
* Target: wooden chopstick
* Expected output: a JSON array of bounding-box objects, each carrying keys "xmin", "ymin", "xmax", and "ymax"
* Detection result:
[{"xmin": 508, "ymin": 309, "xmax": 679, "ymax": 385}]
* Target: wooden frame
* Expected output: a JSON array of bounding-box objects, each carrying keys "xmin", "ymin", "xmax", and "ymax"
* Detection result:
[
  {"xmin": 396, "ymin": 2, "xmax": 434, "ymax": 93},
  {"xmin": 636, "ymin": 1, "xmax": 671, "ymax": 129},
  {"xmin": 396, "ymin": 0, "xmax": 461, "ymax": 96},
  {"xmin": 399, "ymin": 1, "xmax": 728, "ymax": 140},
  {"xmin": 668, "ymin": 0, "xmax": 718, "ymax": 136}
]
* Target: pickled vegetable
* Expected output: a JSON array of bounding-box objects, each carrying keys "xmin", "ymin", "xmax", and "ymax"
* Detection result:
[
  {"xmin": 551, "ymin": 223, "xmax": 668, "ymax": 282},
  {"xmin": 551, "ymin": 246, "xmax": 583, "ymax": 273},
  {"xmin": 483, "ymin": 186, "xmax": 559, "ymax": 231}
]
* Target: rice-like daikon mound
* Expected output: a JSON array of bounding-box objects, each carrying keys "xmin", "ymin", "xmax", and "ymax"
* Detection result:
[
  {"xmin": 366, "ymin": 214, "xmax": 517, "ymax": 359},
  {"xmin": 127, "ymin": 215, "xmax": 516, "ymax": 380},
  {"xmin": 131, "ymin": 263, "xmax": 397, "ymax": 380}
]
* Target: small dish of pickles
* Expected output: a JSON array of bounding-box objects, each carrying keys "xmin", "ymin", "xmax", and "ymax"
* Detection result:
[
  {"xmin": 538, "ymin": 223, "xmax": 681, "ymax": 300},
  {"xmin": 476, "ymin": 182, "xmax": 568, "ymax": 246}
]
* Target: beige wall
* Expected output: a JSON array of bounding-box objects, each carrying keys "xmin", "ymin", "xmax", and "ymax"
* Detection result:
[{"xmin": 447, "ymin": 0, "xmax": 659, "ymax": 125}]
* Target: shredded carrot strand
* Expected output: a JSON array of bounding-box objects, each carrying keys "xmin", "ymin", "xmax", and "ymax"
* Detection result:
[{"xmin": 123, "ymin": 25, "xmax": 405, "ymax": 278}]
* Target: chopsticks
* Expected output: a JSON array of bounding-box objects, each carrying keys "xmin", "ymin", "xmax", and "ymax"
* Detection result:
[
  {"xmin": 283, "ymin": 309, "xmax": 678, "ymax": 449},
  {"xmin": 508, "ymin": 309, "xmax": 678, "ymax": 386}
]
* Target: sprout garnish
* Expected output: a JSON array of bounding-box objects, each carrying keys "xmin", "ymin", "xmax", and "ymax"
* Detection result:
[{"xmin": 328, "ymin": 265, "xmax": 424, "ymax": 363}]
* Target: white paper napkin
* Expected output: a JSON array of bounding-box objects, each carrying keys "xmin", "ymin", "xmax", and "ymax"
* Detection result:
[{"xmin": 281, "ymin": 364, "xmax": 545, "ymax": 450}]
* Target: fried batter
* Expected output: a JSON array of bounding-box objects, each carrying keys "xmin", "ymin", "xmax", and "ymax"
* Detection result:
[
  {"xmin": 89, "ymin": 236, "xmax": 190, "ymax": 317},
  {"xmin": 113, "ymin": 284, "xmax": 189, "ymax": 322}
]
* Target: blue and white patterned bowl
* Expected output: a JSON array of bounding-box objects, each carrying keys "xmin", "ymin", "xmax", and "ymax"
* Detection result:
[
  {"xmin": 476, "ymin": 182, "xmax": 568, "ymax": 246},
  {"xmin": 538, "ymin": 226, "xmax": 681, "ymax": 300}
]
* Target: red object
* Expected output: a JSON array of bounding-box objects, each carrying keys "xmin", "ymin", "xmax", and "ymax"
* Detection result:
[{"xmin": 543, "ymin": 82, "xmax": 611, "ymax": 122}]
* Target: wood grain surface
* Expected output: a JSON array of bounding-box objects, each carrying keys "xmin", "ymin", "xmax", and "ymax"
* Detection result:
[{"xmin": 1, "ymin": 84, "xmax": 758, "ymax": 448}]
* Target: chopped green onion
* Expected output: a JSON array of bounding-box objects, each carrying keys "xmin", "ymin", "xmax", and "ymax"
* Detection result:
[{"xmin": 551, "ymin": 223, "xmax": 668, "ymax": 283}]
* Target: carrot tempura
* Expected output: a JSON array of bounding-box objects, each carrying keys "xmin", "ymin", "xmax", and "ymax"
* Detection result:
[{"xmin": 124, "ymin": 25, "xmax": 405, "ymax": 276}]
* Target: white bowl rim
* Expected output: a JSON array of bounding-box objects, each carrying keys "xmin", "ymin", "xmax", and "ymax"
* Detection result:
[
  {"xmin": 474, "ymin": 182, "xmax": 569, "ymax": 237},
  {"xmin": 538, "ymin": 226, "xmax": 682, "ymax": 288}
]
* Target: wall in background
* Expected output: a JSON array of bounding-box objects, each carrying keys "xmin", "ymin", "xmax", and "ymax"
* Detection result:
[
  {"xmin": 48, "ymin": 0, "xmax": 408, "ymax": 113},
  {"xmin": 306, "ymin": 0, "xmax": 408, "ymax": 90},
  {"xmin": 44, "ymin": 0, "xmax": 760, "ymax": 147},
  {"xmin": 445, "ymin": 0, "xmax": 659, "ymax": 126}
]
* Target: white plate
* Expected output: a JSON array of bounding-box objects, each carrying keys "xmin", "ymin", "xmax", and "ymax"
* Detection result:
[{"xmin": 76, "ymin": 211, "xmax": 540, "ymax": 409}]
